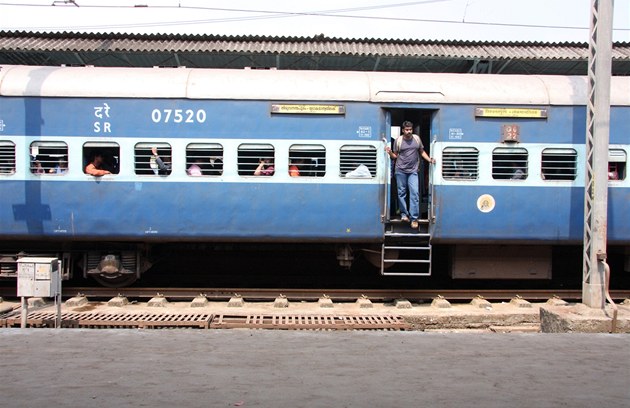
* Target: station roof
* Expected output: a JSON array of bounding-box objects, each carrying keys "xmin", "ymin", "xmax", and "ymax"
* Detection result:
[{"xmin": 1, "ymin": 31, "xmax": 629, "ymax": 75}]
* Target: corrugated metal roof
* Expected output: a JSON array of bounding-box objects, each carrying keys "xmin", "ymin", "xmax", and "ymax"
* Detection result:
[{"xmin": 1, "ymin": 31, "xmax": 628, "ymax": 75}]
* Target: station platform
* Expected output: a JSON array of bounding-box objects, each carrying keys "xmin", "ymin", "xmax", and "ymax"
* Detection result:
[{"xmin": 1, "ymin": 328, "xmax": 628, "ymax": 407}]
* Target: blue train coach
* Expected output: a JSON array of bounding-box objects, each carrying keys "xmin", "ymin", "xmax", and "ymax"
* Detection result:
[{"xmin": 0, "ymin": 65, "xmax": 628, "ymax": 286}]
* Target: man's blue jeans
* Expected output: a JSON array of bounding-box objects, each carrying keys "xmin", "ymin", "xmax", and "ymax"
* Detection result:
[{"xmin": 395, "ymin": 171, "xmax": 419, "ymax": 221}]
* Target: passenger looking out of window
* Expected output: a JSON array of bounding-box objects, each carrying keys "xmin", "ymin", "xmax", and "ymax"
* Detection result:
[
  {"xmin": 608, "ymin": 163, "xmax": 619, "ymax": 180},
  {"xmin": 510, "ymin": 162, "xmax": 525, "ymax": 180},
  {"xmin": 207, "ymin": 156, "xmax": 223, "ymax": 175},
  {"xmin": 151, "ymin": 147, "xmax": 171, "ymax": 175},
  {"xmin": 289, "ymin": 159, "xmax": 305, "ymax": 177},
  {"xmin": 187, "ymin": 158, "xmax": 203, "ymax": 176},
  {"xmin": 511, "ymin": 168, "xmax": 525, "ymax": 180},
  {"xmin": 85, "ymin": 153, "xmax": 111, "ymax": 176},
  {"xmin": 33, "ymin": 160, "xmax": 44, "ymax": 174},
  {"xmin": 385, "ymin": 120, "xmax": 435, "ymax": 230},
  {"xmin": 254, "ymin": 158, "xmax": 274, "ymax": 176},
  {"xmin": 50, "ymin": 158, "xmax": 68, "ymax": 174}
]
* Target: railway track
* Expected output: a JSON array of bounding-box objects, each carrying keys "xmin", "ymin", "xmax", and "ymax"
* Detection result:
[
  {"xmin": 2, "ymin": 287, "xmax": 626, "ymax": 331},
  {"xmin": 2, "ymin": 286, "xmax": 629, "ymax": 302}
]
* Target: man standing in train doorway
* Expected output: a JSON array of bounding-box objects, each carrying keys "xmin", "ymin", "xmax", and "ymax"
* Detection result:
[{"xmin": 385, "ymin": 121, "xmax": 435, "ymax": 229}]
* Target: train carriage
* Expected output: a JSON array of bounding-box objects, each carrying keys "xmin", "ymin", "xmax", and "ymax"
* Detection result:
[{"xmin": 0, "ymin": 65, "xmax": 628, "ymax": 286}]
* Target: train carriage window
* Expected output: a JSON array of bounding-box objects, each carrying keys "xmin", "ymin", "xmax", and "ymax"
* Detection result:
[
  {"xmin": 186, "ymin": 143, "xmax": 223, "ymax": 176},
  {"xmin": 135, "ymin": 142, "xmax": 172, "ymax": 176},
  {"xmin": 238, "ymin": 143, "xmax": 275, "ymax": 176},
  {"xmin": 608, "ymin": 149, "xmax": 626, "ymax": 181},
  {"xmin": 0, "ymin": 141, "xmax": 16, "ymax": 175},
  {"xmin": 83, "ymin": 142, "xmax": 120, "ymax": 175},
  {"xmin": 492, "ymin": 147, "xmax": 528, "ymax": 180},
  {"xmin": 340, "ymin": 145, "xmax": 376, "ymax": 178},
  {"xmin": 289, "ymin": 144, "xmax": 326, "ymax": 177},
  {"xmin": 442, "ymin": 147, "xmax": 479, "ymax": 180},
  {"xmin": 541, "ymin": 148, "xmax": 577, "ymax": 181},
  {"xmin": 30, "ymin": 141, "xmax": 68, "ymax": 175}
]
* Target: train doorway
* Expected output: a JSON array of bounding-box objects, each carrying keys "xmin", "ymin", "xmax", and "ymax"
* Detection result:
[
  {"xmin": 386, "ymin": 109, "xmax": 435, "ymax": 222},
  {"xmin": 374, "ymin": 108, "xmax": 436, "ymax": 276}
]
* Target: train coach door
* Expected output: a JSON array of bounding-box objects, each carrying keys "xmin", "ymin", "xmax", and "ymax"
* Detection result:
[
  {"xmin": 385, "ymin": 109, "xmax": 435, "ymax": 222},
  {"xmin": 380, "ymin": 108, "xmax": 435, "ymax": 276}
]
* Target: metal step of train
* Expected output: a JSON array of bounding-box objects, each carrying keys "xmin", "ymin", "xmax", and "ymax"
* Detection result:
[{"xmin": 380, "ymin": 219, "xmax": 432, "ymax": 276}]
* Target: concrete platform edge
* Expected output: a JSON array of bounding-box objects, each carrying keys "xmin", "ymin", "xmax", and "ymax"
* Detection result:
[{"xmin": 540, "ymin": 304, "xmax": 630, "ymax": 333}]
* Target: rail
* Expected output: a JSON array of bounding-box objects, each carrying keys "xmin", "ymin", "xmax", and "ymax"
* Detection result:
[{"xmin": 1, "ymin": 287, "xmax": 628, "ymax": 302}]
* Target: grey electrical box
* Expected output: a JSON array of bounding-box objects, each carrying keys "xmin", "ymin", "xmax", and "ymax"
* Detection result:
[{"xmin": 17, "ymin": 257, "xmax": 60, "ymax": 297}]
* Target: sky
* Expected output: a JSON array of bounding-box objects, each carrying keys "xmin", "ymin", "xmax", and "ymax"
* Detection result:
[{"xmin": 0, "ymin": 0, "xmax": 628, "ymax": 43}]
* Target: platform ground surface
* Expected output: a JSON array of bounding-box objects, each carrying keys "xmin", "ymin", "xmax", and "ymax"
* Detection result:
[{"xmin": 0, "ymin": 330, "xmax": 628, "ymax": 407}]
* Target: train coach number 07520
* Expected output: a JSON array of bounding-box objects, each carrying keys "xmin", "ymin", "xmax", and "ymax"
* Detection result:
[{"xmin": 151, "ymin": 109, "xmax": 207, "ymax": 124}]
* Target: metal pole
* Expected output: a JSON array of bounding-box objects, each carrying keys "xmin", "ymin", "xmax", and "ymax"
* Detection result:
[
  {"xmin": 20, "ymin": 297, "xmax": 27, "ymax": 328},
  {"xmin": 583, "ymin": 0, "xmax": 614, "ymax": 308},
  {"xmin": 56, "ymin": 260, "xmax": 62, "ymax": 328}
]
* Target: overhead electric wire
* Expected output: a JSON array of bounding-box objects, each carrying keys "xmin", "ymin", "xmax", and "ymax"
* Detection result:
[{"xmin": 0, "ymin": 1, "xmax": 627, "ymax": 33}]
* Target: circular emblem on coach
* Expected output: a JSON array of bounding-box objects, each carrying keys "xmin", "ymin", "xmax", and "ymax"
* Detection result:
[{"xmin": 477, "ymin": 194, "xmax": 495, "ymax": 213}]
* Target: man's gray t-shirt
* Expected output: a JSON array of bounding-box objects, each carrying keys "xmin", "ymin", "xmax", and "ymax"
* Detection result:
[{"xmin": 395, "ymin": 135, "xmax": 423, "ymax": 173}]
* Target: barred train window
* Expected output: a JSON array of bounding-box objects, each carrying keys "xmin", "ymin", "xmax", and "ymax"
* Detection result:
[
  {"xmin": 339, "ymin": 145, "xmax": 376, "ymax": 178},
  {"xmin": 608, "ymin": 149, "xmax": 626, "ymax": 181},
  {"xmin": 238, "ymin": 143, "xmax": 275, "ymax": 176},
  {"xmin": 30, "ymin": 141, "xmax": 68, "ymax": 175},
  {"xmin": 442, "ymin": 147, "xmax": 479, "ymax": 180},
  {"xmin": 83, "ymin": 142, "xmax": 120, "ymax": 175},
  {"xmin": 492, "ymin": 147, "xmax": 528, "ymax": 180},
  {"xmin": 541, "ymin": 148, "xmax": 577, "ymax": 181},
  {"xmin": 0, "ymin": 141, "xmax": 16, "ymax": 175},
  {"xmin": 289, "ymin": 144, "xmax": 326, "ymax": 177},
  {"xmin": 135, "ymin": 143, "xmax": 172, "ymax": 176},
  {"xmin": 186, "ymin": 143, "xmax": 223, "ymax": 176}
]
